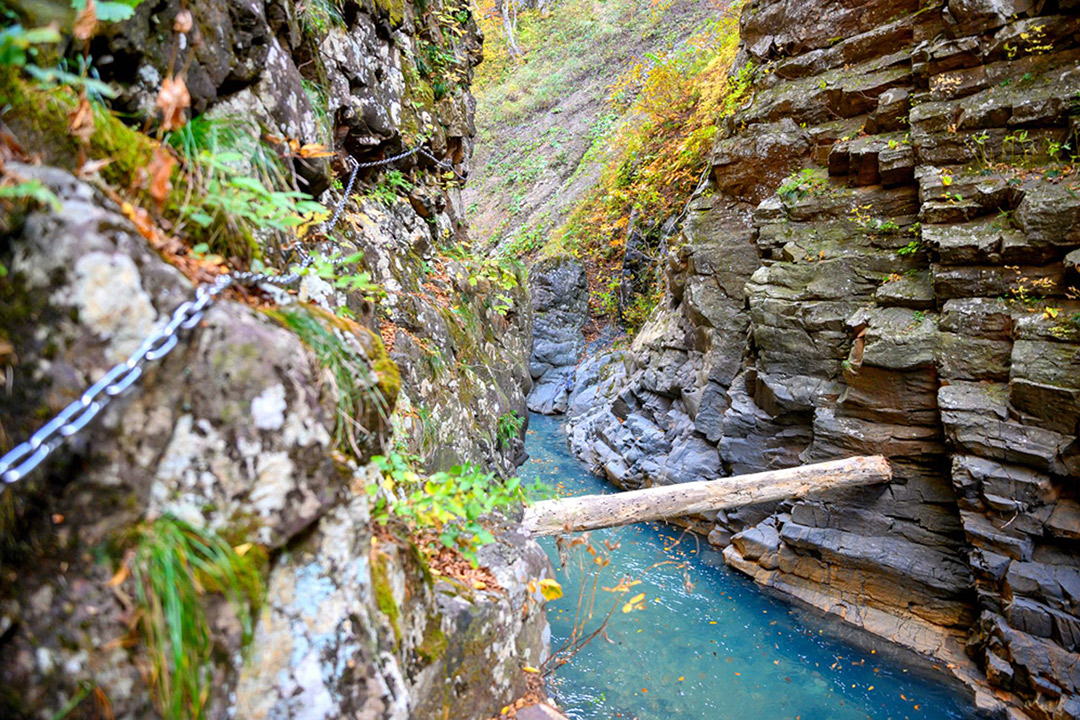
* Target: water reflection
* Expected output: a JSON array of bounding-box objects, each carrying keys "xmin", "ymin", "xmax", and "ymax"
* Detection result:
[{"xmin": 521, "ymin": 412, "xmax": 977, "ymax": 720}]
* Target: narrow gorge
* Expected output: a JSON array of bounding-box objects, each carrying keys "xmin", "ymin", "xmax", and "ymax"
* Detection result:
[
  {"xmin": 0, "ymin": 0, "xmax": 1077, "ymax": 719},
  {"xmin": 519, "ymin": 1, "xmax": 1080, "ymax": 718}
]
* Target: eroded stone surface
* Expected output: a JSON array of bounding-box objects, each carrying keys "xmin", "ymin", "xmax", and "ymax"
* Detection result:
[
  {"xmin": 564, "ymin": 1, "xmax": 1080, "ymax": 717},
  {"xmin": 527, "ymin": 256, "xmax": 588, "ymax": 414}
]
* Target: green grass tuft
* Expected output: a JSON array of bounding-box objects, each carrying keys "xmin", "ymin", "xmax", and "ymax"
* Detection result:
[
  {"xmin": 129, "ymin": 515, "xmax": 264, "ymax": 720},
  {"xmin": 270, "ymin": 306, "xmax": 394, "ymax": 458}
]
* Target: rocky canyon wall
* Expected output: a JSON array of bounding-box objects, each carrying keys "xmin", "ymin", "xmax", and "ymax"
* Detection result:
[
  {"xmin": 563, "ymin": 1, "xmax": 1080, "ymax": 717},
  {"xmin": 0, "ymin": 0, "xmax": 547, "ymax": 717}
]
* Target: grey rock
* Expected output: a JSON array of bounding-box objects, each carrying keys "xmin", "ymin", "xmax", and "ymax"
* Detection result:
[{"xmin": 527, "ymin": 257, "xmax": 588, "ymax": 415}]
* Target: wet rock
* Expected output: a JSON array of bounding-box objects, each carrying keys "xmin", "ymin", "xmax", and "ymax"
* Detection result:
[
  {"xmin": 563, "ymin": 2, "xmax": 1080, "ymax": 716},
  {"xmin": 527, "ymin": 257, "xmax": 587, "ymax": 415}
]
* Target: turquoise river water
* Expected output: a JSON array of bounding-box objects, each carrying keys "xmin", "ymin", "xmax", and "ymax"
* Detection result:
[{"xmin": 520, "ymin": 412, "xmax": 978, "ymax": 720}]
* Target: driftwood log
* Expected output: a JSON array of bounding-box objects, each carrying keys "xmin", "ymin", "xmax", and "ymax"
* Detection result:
[{"xmin": 521, "ymin": 455, "xmax": 892, "ymax": 537}]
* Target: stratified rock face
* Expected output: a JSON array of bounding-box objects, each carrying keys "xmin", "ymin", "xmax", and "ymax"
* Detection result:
[
  {"xmin": 527, "ymin": 256, "xmax": 588, "ymax": 414},
  {"xmin": 567, "ymin": 0, "xmax": 1080, "ymax": 716},
  {"xmin": 0, "ymin": 0, "xmax": 546, "ymax": 717}
]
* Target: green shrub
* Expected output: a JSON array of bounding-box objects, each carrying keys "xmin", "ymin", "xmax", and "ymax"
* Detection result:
[{"xmin": 368, "ymin": 453, "xmax": 544, "ymax": 565}]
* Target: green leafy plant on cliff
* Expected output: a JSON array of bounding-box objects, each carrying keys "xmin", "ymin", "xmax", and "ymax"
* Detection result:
[
  {"xmin": 453, "ymin": 253, "xmax": 522, "ymax": 316},
  {"xmin": 125, "ymin": 515, "xmax": 264, "ymax": 720},
  {"xmin": 622, "ymin": 271, "xmax": 663, "ymax": 331},
  {"xmin": 168, "ymin": 117, "xmax": 325, "ymax": 259},
  {"xmin": 496, "ymin": 411, "xmax": 525, "ymax": 447},
  {"xmin": 778, "ymin": 168, "xmax": 829, "ymax": 201},
  {"xmin": 0, "ymin": 23, "xmax": 113, "ymax": 95},
  {"xmin": 299, "ymin": 0, "xmax": 345, "ymax": 35},
  {"xmin": 70, "ymin": 0, "xmax": 148, "ymax": 23},
  {"xmin": 850, "ymin": 203, "xmax": 900, "ymax": 235},
  {"xmin": 896, "ymin": 238, "xmax": 924, "ymax": 256},
  {"xmin": 367, "ymin": 169, "xmax": 414, "ymax": 206},
  {"xmin": 368, "ymin": 452, "xmax": 540, "ymax": 565},
  {"xmin": 299, "ymin": 249, "xmax": 384, "ymax": 301},
  {"xmin": 0, "ymin": 177, "xmax": 62, "ymax": 211}
]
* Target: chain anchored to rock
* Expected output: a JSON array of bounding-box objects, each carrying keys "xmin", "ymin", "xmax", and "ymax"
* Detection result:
[{"xmin": 0, "ymin": 140, "xmax": 457, "ymax": 486}]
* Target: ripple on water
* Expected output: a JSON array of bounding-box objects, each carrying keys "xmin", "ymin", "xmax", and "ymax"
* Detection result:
[{"xmin": 521, "ymin": 413, "xmax": 978, "ymax": 720}]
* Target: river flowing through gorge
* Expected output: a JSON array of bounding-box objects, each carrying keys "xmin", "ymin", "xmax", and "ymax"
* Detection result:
[{"xmin": 522, "ymin": 412, "xmax": 978, "ymax": 720}]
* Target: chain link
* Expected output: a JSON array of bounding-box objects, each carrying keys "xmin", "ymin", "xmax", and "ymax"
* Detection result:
[
  {"xmin": 0, "ymin": 141, "xmax": 432, "ymax": 485},
  {"xmin": 419, "ymin": 147, "xmax": 466, "ymax": 183}
]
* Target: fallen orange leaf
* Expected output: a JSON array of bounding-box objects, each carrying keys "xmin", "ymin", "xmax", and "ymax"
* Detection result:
[
  {"xmin": 107, "ymin": 564, "xmax": 130, "ymax": 587},
  {"xmin": 156, "ymin": 75, "xmax": 191, "ymax": 132},
  {"xmin": 299, "ymin": 143, "xmax": 335, "ymax": 159},
  {"xmin": 148, "ymin": 147, "xmax": 176, "ymax": 208}
]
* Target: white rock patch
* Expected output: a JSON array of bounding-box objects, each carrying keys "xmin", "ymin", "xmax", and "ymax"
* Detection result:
[{"xmin": 252, "ymin": 384, "xmax": 288, "ymax": 431}]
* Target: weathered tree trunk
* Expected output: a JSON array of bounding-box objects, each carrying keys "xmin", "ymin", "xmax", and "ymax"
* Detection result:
[
  {"xmin": 521, "ymin": 456, "xmax": 892, "ymax": 537},
  {"xmin": 500, "ymin": 0, "xmax": 520, "ymax": 57}
]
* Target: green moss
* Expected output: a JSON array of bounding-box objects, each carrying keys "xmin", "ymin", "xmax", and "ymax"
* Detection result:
[
  {"xmin": 371, "ymin": 551, "xmax": 401, "ymax": 644},
  {"xmin": 357, "ymin": 325, "xmax": 402, "ymax": 401},
  {"xmin": 400, "ymin": 56, "xmax": 436, "ymax": 138},
  {"xmin": 374, "ymin": 0, "xmax": 407, "ymax": 27},
  {"xmin": 416, "ymin": 617, "xmax": 448, "ymax": 663},
  {"xmin": 0, "ymin": 68, "xmax": 157, "ymax": 198}
]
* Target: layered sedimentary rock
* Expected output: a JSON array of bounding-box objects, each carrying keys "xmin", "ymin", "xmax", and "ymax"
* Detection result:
[
  {"xmin": 527, "ymin": 256, "xmax": 589, "ymax": 414},
  {"xmin": 565, "ymin": 1, "xmax": 1080, "ymax": 716},
  {"xmin": 0, "ymin": 0, "xmax": 548, "ymax": 717}
]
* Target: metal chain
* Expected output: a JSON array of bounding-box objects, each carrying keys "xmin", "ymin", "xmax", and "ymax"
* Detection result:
[
  {"xmin": 355, "ymin": 143, "xmax": 423, "ymax": 169},
  {"xmin": 0, "ymin": 273, "xmax": 231, "ymax": 483},
  {"xmin": 0, "ymin": 142, "xmax": 428, "ymax": 485},
  {"xmin": 419, "ymin": 147, "xmax": 466, "ymax": 182}
]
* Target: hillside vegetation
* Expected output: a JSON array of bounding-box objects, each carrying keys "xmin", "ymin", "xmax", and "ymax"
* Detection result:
[{"xmin": 468, "ymin": 0, "xmax": 746, "ymax": 329}]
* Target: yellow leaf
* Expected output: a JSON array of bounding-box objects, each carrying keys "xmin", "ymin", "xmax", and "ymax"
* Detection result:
[
  {"xmin": 622, "ymin": 592, "xmax": 647, "ymax": 613},
  {"xmin": 107, "ymin": 564, "xmax": 130, "ymax": 587},
  {"xmin": 941, "ymin": 174, "xmax": 953, "ymax": 186},
  {"xmin": 299, "ymin": 143, "xmax": 336, "ymax": 159},
  {"xmin": 233, "ymin": 543, "xmax": 253, "ymax": 557},
  {"xmin": 538, "ymin": 578, "xmax": 563, "ymax": 601},
  {"xmin": 1043, "ymin": 307, "xmax": 1060, "ymax": 319},
  {"xmin": 523, "ymin": 665, "xmax": 540, "ymax": 674}
]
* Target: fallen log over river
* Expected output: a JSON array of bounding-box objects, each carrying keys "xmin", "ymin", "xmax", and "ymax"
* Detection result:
[{"xmin": 521, "ymin": 455, "xmax": 892, "ymax": 537}]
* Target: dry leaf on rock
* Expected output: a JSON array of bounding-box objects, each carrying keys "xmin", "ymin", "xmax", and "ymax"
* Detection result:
[
  {"xmin": 299, "ymin": 143, "xmax": 335, "ymax": 158},
  {"xmin": 76, "ymin": 158, "xmax": 112, "ymax": 178},
  {"xmin": 156, "ymin": 75, "xmax": 191, "ymax": 132},
  {"xmin": 147, "ymin": 147, "xmax": 176, "ymax": 208},
  {"xmin": 69, "ymin": 96, "xmax": 95, "ymax": 145},
  {"xmin": 73, "ymin": 0, "xmax": 97, "ymax": 41}
]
